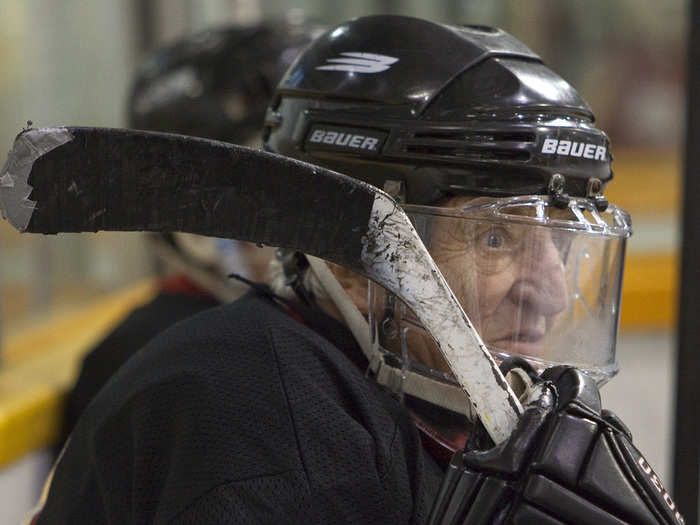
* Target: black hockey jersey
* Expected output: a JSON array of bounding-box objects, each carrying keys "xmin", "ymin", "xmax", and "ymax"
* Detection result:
[
  {"xmin": 37, "ymin": 293, "xmax": 443, "ymax": 524},
  {"xmin": 59, "ymin": 281, "xmax": 220, "ymax": 451}
]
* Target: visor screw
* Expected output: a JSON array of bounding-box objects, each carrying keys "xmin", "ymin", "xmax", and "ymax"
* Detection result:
[
  {"xmin": 593, "ymin": 195, "xmax": 609, "ymax": 212},
  {"xmin": 548, "ymin": 173, "xmax": 566, "ymax": 195},
  {"xmin": 587, "ymin": 177, "xmax": 603, "ymax": 197},
  {"xmin": 548, "ymin": 173, "xmax": 570, "ymax": 208}
]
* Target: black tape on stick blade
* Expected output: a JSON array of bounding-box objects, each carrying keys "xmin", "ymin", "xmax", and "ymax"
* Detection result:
[{"xmin": 11, "ymin": 127, "xmax": 372, "ymax": 274}]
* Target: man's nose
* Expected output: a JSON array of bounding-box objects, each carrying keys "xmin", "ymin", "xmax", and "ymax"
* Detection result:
[{"xmin": 508, "ymin": 231, "xmax": 568, "ymax": 317}]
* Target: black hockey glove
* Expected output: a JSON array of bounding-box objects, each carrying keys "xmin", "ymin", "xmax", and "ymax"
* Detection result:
[{"xmin": 427, "ymin": 362, "xmax": 684, "ymax": 525}]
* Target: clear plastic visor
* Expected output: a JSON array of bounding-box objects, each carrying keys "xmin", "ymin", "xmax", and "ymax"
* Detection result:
[{"xmin": 370, "ymin": 195, "xmax": 631, "ymax": 385}]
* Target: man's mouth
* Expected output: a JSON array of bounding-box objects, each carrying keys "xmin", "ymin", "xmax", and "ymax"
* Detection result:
[{"xmin": 489, "ymin": 329, "xmax": 546, "ymax": 356}]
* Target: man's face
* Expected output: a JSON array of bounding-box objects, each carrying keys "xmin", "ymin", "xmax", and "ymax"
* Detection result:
[
  {"xmin": 369, "ymin": 193, "xmax": 628, "ymax": 385},
  {"xmin": 424, "ymin": 195, "xmax": 569, "ymax": 362}
]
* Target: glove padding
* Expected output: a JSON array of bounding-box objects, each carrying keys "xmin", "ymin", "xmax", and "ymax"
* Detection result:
[{"xmin": 428, "ymin": 363, "xmax": 684, "ymax": 525}]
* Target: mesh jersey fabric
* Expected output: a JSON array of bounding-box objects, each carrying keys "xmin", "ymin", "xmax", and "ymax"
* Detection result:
[
  {"xmin": 58, "ymin": 284, "xmax": 221, "ymax": 452},
  {"xmin": 37, "ymin": 293, "xmax": 443, "ymax": 524}
]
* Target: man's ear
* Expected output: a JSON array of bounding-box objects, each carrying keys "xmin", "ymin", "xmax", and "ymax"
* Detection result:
[{"xmin": 326, "ymin": 262, "xmax": 369, "ymax": 316}]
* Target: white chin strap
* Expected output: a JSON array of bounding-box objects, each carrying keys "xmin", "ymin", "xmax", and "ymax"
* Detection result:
[{"xmin": 305, "ymin": 255, "xmax": 475, "ymax": 420}]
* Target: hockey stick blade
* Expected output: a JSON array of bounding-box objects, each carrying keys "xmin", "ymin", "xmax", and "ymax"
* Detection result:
[{"xmin": 0, "ymin": 126, "xmax": 522, "ymax": 443}]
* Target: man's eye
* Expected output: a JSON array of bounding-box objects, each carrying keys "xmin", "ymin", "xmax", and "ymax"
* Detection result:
[
  {"xmin": 486, "ymin": 232, "xmax": 503, "ymax": 248},
  {"xmin": 480, "ymin": 227, "xmax": 511, "ymax": 250}
]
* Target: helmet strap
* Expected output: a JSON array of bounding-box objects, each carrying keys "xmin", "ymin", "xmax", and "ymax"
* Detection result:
[{"xmin": 306, "ymin": 254, "xmax": 475, "ymax": 420}]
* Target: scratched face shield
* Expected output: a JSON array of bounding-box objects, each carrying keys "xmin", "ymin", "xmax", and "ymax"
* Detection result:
[{"xmin": 369, "ymin": 195, "xmax": 632, "ymax": 405}]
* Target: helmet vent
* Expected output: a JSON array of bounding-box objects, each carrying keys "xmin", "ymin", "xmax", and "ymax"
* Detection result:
[
  {"xmin": 401, "ymin": 129, "xmax": 535, "ymax": 163},
  {"xmin": 411, "ymin": 131, "xmax": 536, "ymax": 143},
  {"xmin": 403, "ymin": 144, "xmax": 530, "ymax": 162}
]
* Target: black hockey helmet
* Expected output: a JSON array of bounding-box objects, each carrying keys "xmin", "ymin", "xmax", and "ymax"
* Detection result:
[
  {"xmin": 129, "ymin": 21, "xmax": 322, "ymax": 145},
  {"xmin": 265, "ymin": 16, "xmax": 631, "ymax": 436},
  {"xmin": 264, "ymin": 15, "xmax": 612, "ymax": 205}
]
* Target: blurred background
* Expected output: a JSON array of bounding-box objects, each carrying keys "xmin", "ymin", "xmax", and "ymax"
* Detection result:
[{"xmin": 0, "ymin": 0, "xmax": 690, "ymax": 522}]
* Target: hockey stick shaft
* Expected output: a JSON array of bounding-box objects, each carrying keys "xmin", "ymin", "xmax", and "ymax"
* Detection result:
[{"xmin": 0, "ymin": 126, "xmax": 522, "ymax": 443}]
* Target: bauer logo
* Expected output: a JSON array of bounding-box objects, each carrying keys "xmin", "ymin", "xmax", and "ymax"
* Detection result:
[
  {"xmin": 305, "ymin": 125, "xmax": 387, "ymax": 155},
  {"xmin": 315, "ymin": 52, "xmax": 399, "ymax": 73},
  {"xmin": 541, "ymin": 138, "xmax": 607, "ymax": 160}
]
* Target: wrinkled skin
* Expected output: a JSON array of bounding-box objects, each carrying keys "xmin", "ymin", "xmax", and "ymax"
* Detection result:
[
  {"xmin": 328, "ymin": 195, "xmax": 570, "ymax": 373},
  {"xmin": 429, "ymin": 196, "xmax": 568, "ymax": 363}
]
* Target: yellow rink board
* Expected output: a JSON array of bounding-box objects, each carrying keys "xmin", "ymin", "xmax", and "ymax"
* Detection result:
[
  {"xmin": 0, "ymin": 250, "xmax": 678, "ymax": 468},
  {"xmin": 0, "ymin": 280, "xmax": 157, "ymax": 467},
  {"xmin": 620, "ymin": 253, "xmax": 678, "ymax": 328}
]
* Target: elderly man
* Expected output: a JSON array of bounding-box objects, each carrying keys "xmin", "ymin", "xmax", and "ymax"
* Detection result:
[{"xmin": 32, "ymin": 15, "xmax": 681, "ymax": 524}]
